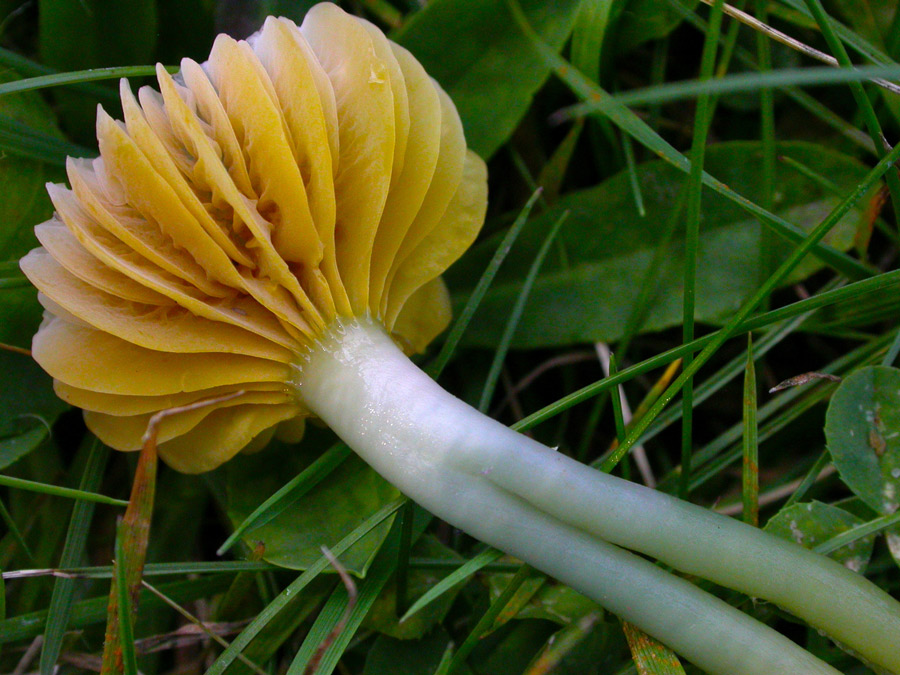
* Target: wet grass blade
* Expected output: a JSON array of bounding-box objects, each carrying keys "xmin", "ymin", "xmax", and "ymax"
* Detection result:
[
  {"xmin": 814, "ymin": 511, "xmax": 900, "ymax": 555},
  {"xmin": 217, "ymin": 442, "xmax": 352, "ymax": 556},
  {"xmin": 0, "ymin": 576, "xmax": 232, "ymax": 644},
  {"xmin": 401, "ymin": 547, "xmax": 503, "ymax": 623},
  {"xmin": 522, "ymin": 142, "xmax": 900, "ymax": 445},
  {"xmin": 680, "ymin": 0, "xmax": 724, "ymax": 498},
  {"xmin": 428, "ymin": 189, "xmax": 543, "ymax": 378},
  {"xmin": 0, "ymin": 496, "xmax": 34, "ymax": 563},
  {"xmin": 478, "ymin": 211, "xmax": 569, "ymax": 412},
  {"xmin": 0, "ymin": 65, "xmax": 173, "ymax": 97},
  {"xmin": 0, "ymin": 47, "xmax": 119, "ymax": 103},
  {"xmin": 40, "ymin": 439, "xmax": 108, "ymax": 675},
  {"xmin": 205, "ymin": 497, "xmax": 407, "ymax": 675},
  {"xmin": 113, "ymin": 522, "xmax": 138, "ymax": 675},
  {"xmin": 100, "ymin": 430, "xmax": 157, "ymax": 675},
  {"xmin": 505, "ymin": 0, "xmax": 873, "ymax": 281},
  {"xmin": 742, "ymin": 336, "xmax": 759, "ymax": 527},
  {"xmin": 0, "ymin": 474, "xmax": 127, "ymax": 507},
  {"xmin": 440, "ymin": 564, "xmax": 532, "ymax": 675}
]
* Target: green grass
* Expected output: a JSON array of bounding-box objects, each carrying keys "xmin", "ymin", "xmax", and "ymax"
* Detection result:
[{"xmin": 1, "ymin": 0, "xmax": 900, "ymax": 673}]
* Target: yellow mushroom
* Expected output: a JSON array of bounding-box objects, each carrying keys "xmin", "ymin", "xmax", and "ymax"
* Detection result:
[{"xmin": 21, "ymin": 4, "xmax": 486, "ymax": 474}]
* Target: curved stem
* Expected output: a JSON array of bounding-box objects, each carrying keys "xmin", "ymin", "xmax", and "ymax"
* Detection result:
[{"xmin": 296, "ymin": 318, "xmax": 900, "ymax": 674}]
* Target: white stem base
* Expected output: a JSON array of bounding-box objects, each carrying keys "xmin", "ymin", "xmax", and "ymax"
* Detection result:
[{"xmin": 296, "ymin": 318, "xmax": 896, "ymax": 675}]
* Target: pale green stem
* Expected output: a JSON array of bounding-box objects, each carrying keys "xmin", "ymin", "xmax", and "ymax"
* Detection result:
[{"xmin": 296, "ymin": 318, "xmax": 900, "ymax": 675}]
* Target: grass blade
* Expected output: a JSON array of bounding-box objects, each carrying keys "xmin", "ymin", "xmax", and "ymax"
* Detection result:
[
  {"xmin": 217, "ymin": 442, "xmax": 352, "ymax": 556},
  {"xmin": 609, "ymin": 353, "xmax": 627, "ymax": 447},
  {"xmin": 612, "ymin": 140, "xmax": 900, "ymax": 460},
  {"xmin": 537, "ymin": 118, "xmax": 584, "ymax": 205},
  {"xmin": 401, "ymin": 547, "xmax": 503, "ymax": 623},
  {"xmin": 100, "ymin": 429, "xmax": 157, "ymax": 675},
  {"xmin": 517, "ymin": 267, "xmax": 900, "ymax": 432},
  {"xmin": 882, "ymin": 327, "xmax": 900, "ymax": 366},
  {"xmin": 782, "ymin": 450, "xmax": 832, "ymax": 509},
  {"xmin": 441, "ymin": 564, "xmax": 532, "ymax": 675},
  {"xmin": 205, "ymin": 497, "xmax": 407, "ymax": 675},
  {"xmin": 0, "ymin": 474, "xmax": 127, "ymax": 506},
  {"xmin": 620, "ymin": 129, "xmax": 646, "ymax": 216},
  {"xmin": 0, "ymin": 65, "xmax": 172, "ymax": 97},
  {"xmin": 0, "ymin": 576, "xmax": 232, "ymax": 644},
  {"xmin": 394, "ymin": 500, "xmax": 415, "ymax": 617},
  {"xmin": 520, "ymin": 141, "xmax": 900, "ymax": 444},
  {"xmin": 800, "ymin": 0, "xmax": 900, "ymax": 229},
  {"xmin": 680, "ymin": 0, "xmax": 724, "ymax": 498},
  {"xmin": 427, "ymin": 189, "xmax": 543, "ymax": 378},
  {"xmin": 0, "ymin": 47, "xmax": 119, "ymax": 103},
  {"xmin": 112, "ymin": 522, "xmax": 138, "ymax": 675},
  {"xmin": 0, "ymin": 496, "xmax": 34, "ymax": 563},
  {"xmin": 814, "ymin": 511, "xmax": 900, "ymax": 555},
  {"xmin": 142, "ymin": 579, "xmax": 268, "ymax": 675},
  {"xmin": 556, "ymin": 63, "xmax": 900, "ymax": 113},
  {"xmin": 742, "ymin": 336, "xmax": 759, "ymax": 526},
  {"xmin": 505, "ymin": 0, "xmax": 875, "ymax": 281},
  {"xmin": 0, "ymin": 113, "xmax": 94, "ymax": 165},
  {"xmin": 526, "ymin": 612, "xmax": 602, "ymax": 675},
  {"xmin": 478, "ymin": 211, "xmax": 569, "ymax": 412},
  {"xmin": 40, "ymin": 439, "xmax": 108, "ymax": 675}
]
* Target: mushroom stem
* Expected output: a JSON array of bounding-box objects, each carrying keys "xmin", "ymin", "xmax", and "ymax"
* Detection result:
[{"xmin": 297, "ymin": 317, "xmax": 900, "ymax": 675}]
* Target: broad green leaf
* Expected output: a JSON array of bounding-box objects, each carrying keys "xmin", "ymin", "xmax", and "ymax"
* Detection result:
[
  {"xmin": 475, "ymin": 620, "xmax": 559, "ymax": 675},
  {"xmin": 615, "ymin": 0, "xmax": 699, "ymax": 54},
  {"xmin": 401, "ymin": 547, "xmax": 503, "ymax": 623},
  {"xmin": 364, "ymin": 629, "xmax": 455, "ymax": 675},
  {"xmin": 286, "ymin": 508, "xmax": 431, "ymax": 675},
  {"xmin": 226, "ymin": 434, "xmax": 398, "ymax": 574},
  {"xmin": 0, "ymin": 349, "xmax": 68, "ymax": 440},
  {"xmin": 395, "ymin": 0, "xmax": 582, "ymax": 159},
  {"xmin": 0, "ymin": 66, "xmax": 68, "ymax": 435},
  {"xmin": 448, "ymin": 141, "xmax": 873, "ymax": 348},
  {"xmin": 363, "ymin": 535, "xmax": 462, "ymax": 640},
  {"xmin": 488, "ymin": 575, "xmax": 599, "ymax": 626},
  {"xmin": 765, "ymin": 501, "xmax": 875, "ymax": 573},
  {"xmin": 825, "ymin": 366, "xmax": 900, "ymax": 566},
  {"xmin": 38, "ymin": 0, "xmax": 157, "ymax": 142},
  {"xmin": 0, "ymin": 424, "xmax": 48, "ymax": 471},
  {"xmin": 0, "ymin": 67, "xmax": 63, "ymax": 260},
  {"xmin": 825, "ymin": 366, "xmax": 900, "ymax": 515},
  {"xmin": 39, "ymin": 0, "xmax": 157, "ymax": 71},
  {"xmin": 828, "ymin": 0, "xmax": 888, "ymax": 46}
]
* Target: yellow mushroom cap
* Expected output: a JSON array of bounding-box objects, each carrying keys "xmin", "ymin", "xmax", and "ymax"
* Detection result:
[{"xmin": 20, "ymin": 3, "xmax": 488, "ymax": 473}]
